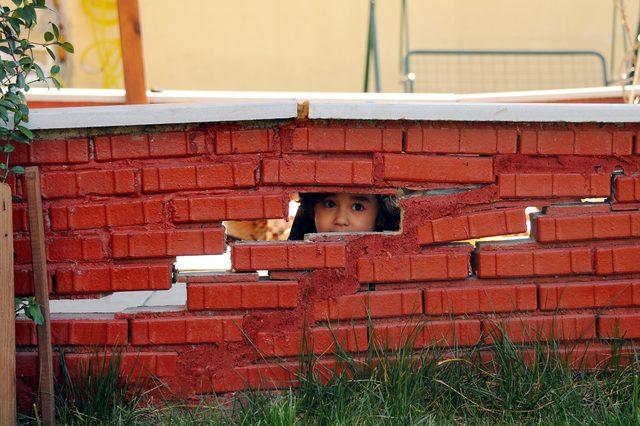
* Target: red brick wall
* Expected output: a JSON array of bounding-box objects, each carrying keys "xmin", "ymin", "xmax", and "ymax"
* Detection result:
[{"xmin": 11, "ymin": 118, "xmax": 640, "ymax": 399}]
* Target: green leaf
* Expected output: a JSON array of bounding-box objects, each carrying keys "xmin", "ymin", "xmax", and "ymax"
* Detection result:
[
  {"xmin": 45, "ymin": 46, "xmax": 55, "ymax": 60},
  {"xmin": 25, "ymin": 301, "xmax": 44, "ymax": 325},
  {"xmin": 16, "ymin": 73, "xmax": 25, "ymax": 89},
  {"xmin": 17, "ymin": 124, "xmax": 33, "ymax": 139},
  {"xmin": 3, "ymin": 143, "xmax": 14, "ymax": 152},
  {"xmin": 0, "ymin": 107, "xmax": 8, "ymax": 123},
  {"xmin": 0, "ymin": 163, "xmax": 6, "ymax": 170},
  {"xmin": 33, "ymin": 63, "xmax": 44, "ymax": 80},
  {"xmin": 52, "ymin": 76, "xmax": 60, "ymax": 89},
  {"xmin": 51, "ymin": 22, "xmax": 59, "ymax": 39},
  {"xmin": 11, "ymin": 0, "xmax": 22, "ymax": 7},
  {"xmin": 60, "ymin": 41, "xmax": 73, "ymax": 53},
  {"xmin": 10, "ymin": 165, "xmax": 24, "ymax": 174},
  {"xmin": 44, "ymin": 31, "xmax": 53, "ymax": 42},
  {"xmin": 0, "ymin": 46, "xmax": 12, "ymax": 55},
  {"xmin": 0, "ymin": 99, "xmax": 15, "ymax": 109},
  {"xmin": 7, "ymin": 16, "xmax": 21, "ymax": 34},
  {"xmin": 23, "ymin": 5, "xmax": 36, "ymax": 23},
  {"xmin": 18, "ymin": 102, "xmax": 28, "ymax": 117},
  {"xmin": 12, "ymin": 107, "xmax": 22, "ymax": 121},
  {"xmin": 50, "ymin": 64, "xmax": 59, "ymax": 75}
]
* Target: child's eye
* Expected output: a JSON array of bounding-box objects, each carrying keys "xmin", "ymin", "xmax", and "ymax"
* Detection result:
[
  {"xmin": 322, "ymin": 200, "xmax": 336, "ymax": 208},
  {"xmin": 352, "ymin": 203, "xmax": 365, "ymax": 212}
]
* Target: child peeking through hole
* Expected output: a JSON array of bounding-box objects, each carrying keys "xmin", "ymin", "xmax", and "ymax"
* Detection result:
[{"xmin": 288, "ymin": 193, "xmax": 400, "ymax": 240}]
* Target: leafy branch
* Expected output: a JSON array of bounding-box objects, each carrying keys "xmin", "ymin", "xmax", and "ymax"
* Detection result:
[
  {"xmin": 1, "ymin": 0, "xmax": 73, "ymax": 322},
  {"xmin": 0, "ymin": 0, "xmax": 73, "ymax": 182}
]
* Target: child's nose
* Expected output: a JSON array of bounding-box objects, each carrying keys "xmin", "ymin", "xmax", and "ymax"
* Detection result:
[{"xmin": 334, "ymin": 208, "xmax": 349, "ymax": 226}]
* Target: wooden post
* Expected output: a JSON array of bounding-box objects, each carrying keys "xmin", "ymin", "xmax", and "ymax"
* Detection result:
[
  {"xmin": 117, "ymin": 0, "xmax": 148, "ymax": 104},
  {"xmin": 0, "ymin": 183, "xmax": 16, "ymax": 425},
  {"xmin": 24, "ymin": 168, "xmax": 55, "ymax": 426}
]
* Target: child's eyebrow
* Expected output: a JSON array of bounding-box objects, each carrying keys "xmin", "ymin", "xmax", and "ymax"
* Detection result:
[{"xmin": 352, "ymin": 195, "xmax": 375, "ymax": 203}]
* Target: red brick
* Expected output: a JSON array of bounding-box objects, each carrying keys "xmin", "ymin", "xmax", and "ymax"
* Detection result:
[
  {"xmin": 28, "ymin": 138, "xmax": 89, "ymax": 164},
  {"xmin": 522, "ymin": 130, "xmax": 573, "ymax": 155},
  {"xmin": 231, "ymin": 242, "xmax": 347, "ymax": 271},
  {"xmin": 534, "ymin": 211, "xmax": 640, "ymax": 242},
  {"xmin": 612, "ymin": 131, "xmax": 634, "ymax": 155},
  {"xmin": 55, "ymin": 264, "xmax": 171, "ymax": 293},
  {"xmin": 497, "ymin": 130, "xmax": 518, "ymax": 154},
  {"xmin": 425, "ymin": 285, "xmax": 536, "ymax": 315},
  {"xmin": 309, "ymin": 128, "xmax": 345, "ymax": 151},
  {"xmin": 16, "ymin": 319, "xmax": 128, "ymax": 346},
  {"xmin": 382, "ymin": 128, "xmax": 403, "ymax": 152},
  {"xmin": 229, "ymin": 363, "xmax": 300, "ymax": 391},
  {"xmin": 476, "ymin": 247, "xmax": 592, "ymax": 278},
  {"xmin": 383, "ymin": 154, "xmax": 494, "ymax": 183},
  {"xmin": 418, "ymin": 208, "xmax": 526, "ymax": 245},
  {"xmin": 50, "ymin": 199, "xmax": 165, "ymax": 231},
  {"xmin": 595, "ymin": 245, "xmax": 640, "ymax": 275},
  {"xmin": 422, "ymin": 127, "xmax": 460, "ymax": 153},
  {"xmin": 314, "ymin": 289, "xmax": 422, "ymax": 321},
  {"xmin": 95, "ymin": 132, "xmax": 206, "ymax": 160},
  {"xmin": 142, "ymin": 162, "xmax": 255, "ymax": 192},
  {"xmin": 64, "ymin": 352, "xmax": 178, "ymax": 378},
  {"xmin": 48, "ymin": 236, "xmax": 106, "ymax": 262},
  {"xmin": 12, "ymin": 204, "xmax": 28, "ymax": 232},
  {"xmin": 324, "ymin": 243, "xmax": 347, "ymax": 267},
  {"xmin": 13, "ymin": 268, "xmax": 53, "ymax": 295},
  {"xmin": 130, "ymin": 316, "xmax": 243, "ymax": 345},
  {"xmin": 216, "ymin": 129, "xmax": 273, "ymax": 154},
  {"xmin": 262, "ymin": 158, "xmax": 374, "ymax": 185},
  {"xmin": 460, "ymin": 129, "xmax": 499, "ymax": 154},
  {"xmin": 257, "ymin": 325, "xmax": 368, "ymax": 357},
  {"xmin": 483, "ymin": 314, "xmax": 596, "ymax": 343},
  {"xmin": 41, "ymin": 169, "xmax": 136, "ymax": 199},
  {"xmin": 499, "ymin": 173, "xmax": 610, "ymax": 198},
  {"xmin": 13, "ymin": 236, "xmax": 107, "ymax": 264},
  {"xmin": 96, "ymin": 134, "xmax": 148, "ymax": 160},
  {"xmin": 15, "ymin": 352, "xmax": 38, "ymax": 377},
  {"xmin": 405, "ymin": 126, "xmax": 423, "ymax": 152},
  {"xmin": 172, "ymin": 194, "xmax": 285, "ymax": 222},
  {"xmin": 372, "ymin": 319, "xmax": 481, "ymax": 349},
  {"xmin": 614, "ymin": 176, "xmax": 640, "ymax": 202},
  {"xmin": 200, "ymin": 162, "xmax": 250, "ymax": 189},
  {"xmin": 111, "ymin": 228, "xmax": 225, "ymax": 258},
  {"xmin": 187, "ymin": 281, "xmax": 298, "ymax": 311},
  {"xmin": 345, "ymin": 128, "xmax": 382, "ymax": 152},
  {"xmin": 150, "ymin": 131, "xmax": 207, "ymax": 157},
  {"xmin": 574, "ymin": 131, "xmax": 614, "ymax": 155},
  {"xmin": 357, "ymin": 249, "xmax": 470, "ymax": 283},
  {"xmin": 539, "ymin": 280, "xmax": 638, "ymax": 310},
  {"xmin": 291, "ymin": 127, "xmax": 308, "ymax": 151},
  {"xmin": 599, "ymin": 313, "xmax": 640, "ymax": 339}
]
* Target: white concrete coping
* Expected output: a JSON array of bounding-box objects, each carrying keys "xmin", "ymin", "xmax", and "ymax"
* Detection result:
[
  {"xmin": 307, "ymin": 101, "xmax": 640, "ymax": 122},
  {"xmin": 25, "ymin": 99, "xmax": 299, "ymax": 130},
  {"xmin": 22, "ymin": 86, "xmax": 640, "ymax": 129}
]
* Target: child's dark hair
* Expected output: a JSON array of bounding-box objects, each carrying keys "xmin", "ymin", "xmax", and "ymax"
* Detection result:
[{"xmin": 288, "ymin": 192, "xmax": 400, "ymax": 240}]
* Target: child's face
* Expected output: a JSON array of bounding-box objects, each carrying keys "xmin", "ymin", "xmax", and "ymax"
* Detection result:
[{"xmin": 314, "ymin": 193, "xmax": 379, "ymax": 233}]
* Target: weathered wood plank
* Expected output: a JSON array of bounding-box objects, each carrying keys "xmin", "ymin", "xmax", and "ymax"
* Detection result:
[{"xmin": 25, "ymin": 168, "xmax": 54, "ymax": 426}]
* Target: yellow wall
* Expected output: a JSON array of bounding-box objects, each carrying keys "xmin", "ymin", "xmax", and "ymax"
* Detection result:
[{"xmin": 60, "ymin": 0, "xmax": 640, "ymax": 92}]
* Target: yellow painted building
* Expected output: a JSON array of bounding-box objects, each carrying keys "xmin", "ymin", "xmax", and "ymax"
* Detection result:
[{"xmin": 58, "ymin": 0, "xmax": 640, "ymax": 93}]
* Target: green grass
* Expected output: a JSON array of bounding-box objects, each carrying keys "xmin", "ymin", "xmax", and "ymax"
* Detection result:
[{"xmin": 22, "ymin": 334, "xmax": 640, "ymax": 425}]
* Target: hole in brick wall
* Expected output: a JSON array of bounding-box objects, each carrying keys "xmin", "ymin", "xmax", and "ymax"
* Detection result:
[{"xmin": 174, "ymin": 192, "xmax": 400, "ymax": 272}]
